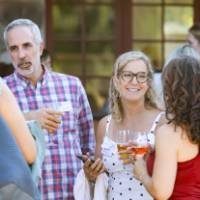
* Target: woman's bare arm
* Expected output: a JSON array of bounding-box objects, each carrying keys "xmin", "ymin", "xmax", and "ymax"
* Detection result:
[
  {"xmin": 134, "ymin": 124, "xmax": 178, "ymax": 200},
  {"xmin": 0, "ymin": 82, "xmax": 36, "ymax": 164}
]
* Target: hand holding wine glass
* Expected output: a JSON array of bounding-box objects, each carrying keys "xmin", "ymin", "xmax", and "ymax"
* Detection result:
[
  {"xmin": 43, "ymin": 102, "xmax": 65, "ymax": 146},
  {"xmin": 116, "ymin": 130, "xmax": 150, "ymax": 164}
]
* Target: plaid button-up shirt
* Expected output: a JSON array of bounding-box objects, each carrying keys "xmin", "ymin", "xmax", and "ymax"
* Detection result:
[{"xmin": 4, "ymin": 70, "xmax": 95, "ymax": 200}]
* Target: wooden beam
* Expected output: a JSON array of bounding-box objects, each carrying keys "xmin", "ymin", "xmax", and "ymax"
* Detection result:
[
  {"xmin": 115, "ymin": 0, "xmax": 132, "ymax": 56},
  {"xmin": 45, "ymin": 0, "xmax": 53, "ymax": 54},
  {"xmin": 194, "ymin": 0, "xmax": 200, "ymax": 23}
]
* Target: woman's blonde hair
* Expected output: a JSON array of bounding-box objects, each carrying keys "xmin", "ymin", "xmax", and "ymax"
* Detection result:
[{"xmin": 109, "ymin": 51, "xmax": 158, "ymax": 122}]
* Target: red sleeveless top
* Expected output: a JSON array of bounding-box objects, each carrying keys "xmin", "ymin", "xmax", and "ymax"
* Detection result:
[{"xmin": 147, "ymin": 151, "xmax": 200, "ymax": 200}]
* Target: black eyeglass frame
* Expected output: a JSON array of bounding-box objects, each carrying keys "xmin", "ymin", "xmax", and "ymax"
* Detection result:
[{"xmin": 118, "ymin": 70, "xmax": 149, "ymax": 83}]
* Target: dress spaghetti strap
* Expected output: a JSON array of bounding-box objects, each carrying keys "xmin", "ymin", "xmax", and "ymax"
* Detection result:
[
  {"xmin": 148, "ymin": 112, "xmax": 165, "ymax": 147},
  {"xmin": 149, "ymin": 112, "xmax": 164, "ymax": 133},
  {"xmin": 105, "ymin": 115, "xmax": 112, "ymax": 136}
]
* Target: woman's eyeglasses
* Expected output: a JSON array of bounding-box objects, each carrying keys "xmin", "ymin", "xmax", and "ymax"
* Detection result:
[{"xmin": 119, "ymin": 71, "xmax": 148, "ymax": 83}]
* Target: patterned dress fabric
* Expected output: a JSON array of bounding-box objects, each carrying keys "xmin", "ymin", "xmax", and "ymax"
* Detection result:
[{"xmin": 101, "ymin": 112, "xmax": 163, "ymax": 200}]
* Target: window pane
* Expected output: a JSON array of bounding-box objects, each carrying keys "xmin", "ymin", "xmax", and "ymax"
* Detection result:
[
  {"xmin": 53, "ymin": 4, "xmax": 81, "ymax": 38},
  {"xmin": 133, "ymin": 0, "xmax": 161, "ymax": 3},
  {"xmin": 165, "ymin": 0, "xmax": 193, "ymax": 4},
  {"xmin": 53, "ymin": 53, "xmax": 82, "ymax": 76},
  {"xmin": 164, "ymin": 6, "xmax": 193, "ymax": 40},
  {"xmin": 86, "ymin": 42, "xmax": 114, "ymax": 76},
  {"xmin": 133, "ymin": 6, "xmax": 161, "ymax": 39},
  {"xmin": 0, "ymin": 1, "xmax": 44, "ymax": 55},
  {"xmin": 133, "ymin": 42, "xmax": 162, "ymax": 71},
  {"xmin": 86, "ymin": 78, "xmax": 110, "ymax": 114},
  {"xmin": 0, "ymin": 0, "xmax": 44, "ymax": 77},
  {"xmin": 53, "ymin": 41, "xmax": 82, "ymax": 76},
  {"xmin": 53, "ymin": 41, "xmax": 81, "ymax": 54},
  {"xmin": 164, "ymin": 42, "xmax": 185, "ymax": 62},
  {"xmin": 85, "ymin": 5, "xmax": 115, "ymax": 38}
]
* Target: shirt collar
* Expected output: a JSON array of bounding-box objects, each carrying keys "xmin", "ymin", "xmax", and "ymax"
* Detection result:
[{"xmin": 13, "ymin": 65, "xmax": 51, "ymax": 88}]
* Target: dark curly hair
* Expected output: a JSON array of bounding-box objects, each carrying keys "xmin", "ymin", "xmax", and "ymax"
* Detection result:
[{"xmin": 162, "ymin": 55, "xmax": 200, "ymax": 145}]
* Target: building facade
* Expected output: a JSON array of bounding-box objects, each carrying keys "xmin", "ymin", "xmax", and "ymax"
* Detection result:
[{"xmin": 0, "ymin": 0, "xmax": 199, "ymax": 117}]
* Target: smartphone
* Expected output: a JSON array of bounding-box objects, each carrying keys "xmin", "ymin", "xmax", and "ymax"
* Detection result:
[{"xmin": 76, "ymin": 154, "xmax": 95, "ymax": 163}]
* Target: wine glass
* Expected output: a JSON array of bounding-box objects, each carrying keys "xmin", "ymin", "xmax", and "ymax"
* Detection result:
[
  {"xmin": 115, "ymin": 130, "xmax": 131, "ymax": 156},
  {"xmin": 44, "ymin": 102, "xmax": 64, "ymax": 147},
  {"xmin": 129, "ymin": 131, "xmax": 149, "ymax": 156}
]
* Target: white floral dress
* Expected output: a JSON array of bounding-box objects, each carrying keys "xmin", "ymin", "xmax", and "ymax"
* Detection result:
[{"xmin": 101, "ymin": 112, "xmax": 164, "ymax": 200}]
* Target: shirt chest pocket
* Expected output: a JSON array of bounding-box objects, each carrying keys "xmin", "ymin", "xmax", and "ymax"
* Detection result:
[
  {"xmin": 55, "ymin": 111, "xmax": 79, "ymax": 147},
  {"xmin": 62, "ymin": 111, "xmax": 77, "ymax": 132}
]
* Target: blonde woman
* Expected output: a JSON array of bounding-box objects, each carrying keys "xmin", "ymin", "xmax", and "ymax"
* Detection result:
[{"xmin": 84, "ymin": 51, "xmax": 165, "ymax": 200}]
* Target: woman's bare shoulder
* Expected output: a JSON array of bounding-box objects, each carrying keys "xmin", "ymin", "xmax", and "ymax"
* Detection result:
[
  {"xmin": 151, "ymin": 108, "xmax": 166, "ymax": 128},
  {"xmin": 98, "ymin": 115, "xmax": 111, "ymax": 129},
  {"xmin": 96, "ymin": 115, "xmax": 111, "ymax": 138},
  {"xmin": 156, "ymin": 123, "xmax": 182, "ymax": 141}
]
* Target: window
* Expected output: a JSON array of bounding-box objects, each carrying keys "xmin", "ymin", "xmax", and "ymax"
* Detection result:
[
  {"xmin": 132, "ymin": 0, "xmax": 194, "ymax": 70},
  {"xmin": 50, "ymin": 0, "xmax": 115, "ymax": 117},
  {"xmin": 47, "ymin": 0, "xmax": 196, "ymax": 117},
  {"xmin": 0, "ymin": 0, "xmax": 45, "ymax": 77}
]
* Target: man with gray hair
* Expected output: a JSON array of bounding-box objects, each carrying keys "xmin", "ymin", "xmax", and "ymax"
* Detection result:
[
  {"xmin": 153, "ymin": 44, "xmax": 200, "ymax": 108},
  {"xmin": 188, "ymin": 23, "xmax": 200, "ymax": 55},
  {"xmin": 3, "ymin": 18, "xmax": 95, "ymax": 200}
]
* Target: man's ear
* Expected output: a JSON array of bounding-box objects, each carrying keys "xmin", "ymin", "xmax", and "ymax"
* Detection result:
[{"xmin": 39, "ymin": 42, "xmax": 45, "ymax": 56}]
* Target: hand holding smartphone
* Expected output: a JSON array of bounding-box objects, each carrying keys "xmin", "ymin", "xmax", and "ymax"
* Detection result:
[{"xmin": 76, "ymin": 154, "xmax": 95, "ymax": 163}]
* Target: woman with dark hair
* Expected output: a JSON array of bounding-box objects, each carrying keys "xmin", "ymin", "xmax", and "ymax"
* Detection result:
[{"xmin": 133, "ymin": 56, "xmax": 200, "ymax": 199}]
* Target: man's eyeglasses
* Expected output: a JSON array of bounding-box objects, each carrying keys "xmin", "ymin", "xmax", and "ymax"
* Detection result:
[{"xmin": 118, "ymin": 71, "xmax": 148, "ymax": 83}]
